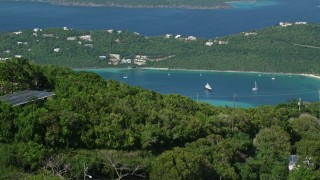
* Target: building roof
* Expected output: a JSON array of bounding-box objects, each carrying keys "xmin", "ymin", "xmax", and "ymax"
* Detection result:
[{"xmin": 0, "ymin": 90, "xmax": 55, "ymax": 106}]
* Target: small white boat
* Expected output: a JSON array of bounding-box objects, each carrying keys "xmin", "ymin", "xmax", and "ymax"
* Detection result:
[
  {"xmin": 123, "ymin": 73, "xmax": 128, "ymax": 79},
  {"xmin": 252, "ymin": 81, "xmax": 258, "ymax": 91},
  {"xmin": 272, "ymin": 74, "xmax": 275, "ymax": 80},
  {"xmin": 205, "ymin": 83, "xmax": 212, "ymax": 90}
]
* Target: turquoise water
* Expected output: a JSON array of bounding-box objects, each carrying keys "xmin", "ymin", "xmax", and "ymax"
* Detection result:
[
  {"xmin": 81, "ymin": 69, "xmax": 320, "ymax": 108},
  {"xmin": 227, "ymin": 0, "xmax": 278, "ymax": 9}
]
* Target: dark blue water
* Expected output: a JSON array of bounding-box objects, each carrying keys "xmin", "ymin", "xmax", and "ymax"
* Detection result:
[
  {"xmin": 82, "ymin": 69, "xmax": 320, "ymax": 108},
  {"xmin": 1, "ymin": 0, "xmax": 319, "ymax": 38}
]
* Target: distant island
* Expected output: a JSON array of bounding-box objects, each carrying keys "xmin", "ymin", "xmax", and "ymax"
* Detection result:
[
  {"xmin": 5, "ymin": 0, "xmax": 253, "ymax": 9},
  {"xmin": 0, "ymin": 22, "xmax": 319, "ymax": 75}
]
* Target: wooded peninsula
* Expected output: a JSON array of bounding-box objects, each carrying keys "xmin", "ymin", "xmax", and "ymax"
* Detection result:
[
  {"xmin": 1, "ymin": 23, "xmax": 319, "ymax": 75},
  {"xmin": 8, "ymin": 0, "xmax": 236, "ymax": 9}
]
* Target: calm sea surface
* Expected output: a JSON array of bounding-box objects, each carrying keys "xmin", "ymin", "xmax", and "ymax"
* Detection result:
[
  {"xmin": 2, "ymin": 0, "xmax": 320, "ymax": 107},
  {"xmin": 83, "ymin": 69, "xmax": 320, "ymax": 108},
  {"xmin": 1, "ymin": 0, "xmax": 320, "ymax": 38}
]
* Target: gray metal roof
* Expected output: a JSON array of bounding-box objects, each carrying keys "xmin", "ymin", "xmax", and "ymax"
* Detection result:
[{"xmin": 0, "ymin": 90, "xmax": 55, "ymax": 106}]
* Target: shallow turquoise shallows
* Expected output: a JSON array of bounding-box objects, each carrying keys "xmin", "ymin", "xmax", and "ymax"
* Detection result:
[{"xmin": 81, "ymin": 69, "xmax": 320, "ymax": 108}]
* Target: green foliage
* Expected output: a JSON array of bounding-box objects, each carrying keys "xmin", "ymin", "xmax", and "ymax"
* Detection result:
[
  {"xmin": 1, "ymin": 24, "xmax": 320, "ymax": 74},
  {"xmin": 1, "ymin": 59, "xmax": 320, "ymax": 178},
  {"xmin": 150, "ymin": 147, "xmax": 214, "ymax": 180}
]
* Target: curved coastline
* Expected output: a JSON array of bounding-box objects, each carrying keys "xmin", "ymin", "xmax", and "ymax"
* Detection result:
[{"xmin": 77, "ymin": 67, "xmax": 320, "ymax": 80}]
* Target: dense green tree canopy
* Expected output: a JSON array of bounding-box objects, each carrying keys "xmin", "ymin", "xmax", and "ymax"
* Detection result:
[{"xmin": 0, "ymin": 59, "xmax": 319, "ymax": 179}]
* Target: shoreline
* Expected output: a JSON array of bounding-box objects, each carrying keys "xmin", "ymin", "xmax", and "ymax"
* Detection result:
[{"xmin": 80, "ymin": 67, "xmax": 320, "ymax": 80}]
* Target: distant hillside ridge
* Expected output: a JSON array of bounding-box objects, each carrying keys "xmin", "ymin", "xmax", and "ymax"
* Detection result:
[
  {"xmin": 0, "ymin": 22, "xmax": 319, "ymax": 74},
  {"xmin": 9, "ymin": 0, "xmax": 235, "ymax": 9}
]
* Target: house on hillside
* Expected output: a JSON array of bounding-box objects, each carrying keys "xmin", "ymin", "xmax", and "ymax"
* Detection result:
[
  {"xmin": 67, "ymin": 37, "xmax": 77, "ymax": 41},
  {"xmin": 79, "ymin": 35, "xmax": 92, "ymax": 41},
  {"xmin": 109, "ymin": 54, "xmax": 121, "ymax": 65},
  {"xmin": 53, "ymin": 48, "xmax": 60, "ymax": 52}
]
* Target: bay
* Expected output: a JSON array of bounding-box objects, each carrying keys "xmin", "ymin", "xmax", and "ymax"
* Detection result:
[
  {"xmin": 1, "ymin": 0, "xmax": 320, "ymax": 38},
  {"xmin": 2, "ymin": 0, "xmax": 320, "ymax": 107},
  {"xmin": 82, "ymin": 68, "xmax": 320, "ymax": 108}
]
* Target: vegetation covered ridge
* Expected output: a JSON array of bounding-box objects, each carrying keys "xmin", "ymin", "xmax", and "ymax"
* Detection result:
[
  {"xmin": 1, "ymin": 59, "xmax": 320, "ymax": 179},
  {"xmin": 8, "ymin": 0, "xmax": 237, "ymax": 9},
  {"xmin": 1, "ymin": 23, "xmax": 319, "ymax": 74}
]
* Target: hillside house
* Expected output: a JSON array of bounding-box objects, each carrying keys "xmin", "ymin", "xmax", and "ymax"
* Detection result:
[
  {"xmin": 79, "ymin": 35, "xmax": 92, "ymax": 41},
  {"xmin": 99, "ymin": 56, "xmax": 107, "ymax": 59},
  {"xmin": 14, "ymin": 55, "xmax": 22, "ymax": 58},
  {"xmin": 107, "ymin": 29, "xmax": 113, "ymax": 33},
  {"xmin": 109, "ymin": 54, "xmax": 121, "ymax": 65},
  {"xmin": 67, "ymin": 37, "xmax": 77, "ymax": 41},
  {"xmin": 175, "ymin": 35, "xmax": 181, "ymax": 39},
  {"xmin": 53, "ymin": 48, "xmax": 60, "ymax": 52},
  {"xmin": 13, "ymin": 31, "xmax": 22, "ymax": 35},
  {"xmin": 63, "ymin": 27, "xmax": 69, "ymax": 30},
  {"xmin": 279, "ymin": 22, "xmax": 293, "ymax": 27},
  {"xmin": 295, "ymin": 22, "xmax": 307, "ymax": 25},
  {"xmin": 165, "ymin": 34, "xmax": 172, "ymax": 38},
  {"xmin": 33, "ymin": 28, "xmax": 42, "ymax": 32},
  {"xmin": 244, "ymin": 32, "xmax": 257, "ymax": 36},
  {"xmin": 17, "ymin": 42, "xmax": 28, "ymax": 45},
  {"xmin": 205, "ymin": 41, "xmax": 214, "ymax": 46},
  {"xmin": 218, "ymin": 40, "xmax": 229, "ymax": 45},
  {"xmin": 187, "ymin": 36, "xmax": 197, "ymax": 41},
  {"xmin": 134, "ymin": 55, "xmax": 148, "ymax": 65}
]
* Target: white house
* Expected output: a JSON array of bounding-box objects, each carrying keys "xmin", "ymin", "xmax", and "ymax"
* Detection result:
[
  {"xmin": 279, "ymin": 22, "xmax": 293, "ymax": 27},
  {"xmin": 244, "ymin": 32, "xmax": 257, "ymax": 36},
  {"xmin": 99, "ymin": 56, "xmax": 107, "ymax": 59},
  {"xmin": 63, "ymin": 27, "xmax": 69, "ymax": 30},
  {"xmin": 17, "ymin": 42, "xmax": 28, "ymax": 45},
  {"xmin": 107, "ymin": 29, "xmax": 113, "ymax": 33},
  {"xmin": 79, "ymin": 35, "xmax": 92, "ymax": 41},
  {"xmin": 165, "ymin": 34, "xmax": 172, "ymax": 38},
  {"xmin": 14, "ymin": 55, "xmax": 22, "ymax": 58},
  {"xmin": 218, "ymin": 40, "xmax": 229, "ymax": 45},
  {"xmin": 175, "ymin": 35, "xmax": 181, "ymax": 39},
  {"xmin": 67, "ymin": 37, "xmax": 77, "ymax": 41},
  {"xmin": 295, "ymin": 22, "xmax": 307, "ymax": 25},
  {"xmin": 187, "ymin": 36, "xmax": 197, "ymax": 41},
  {"xmin": 205, "ymin": 41, "xmax": 214, "ymax": 46},
  {"xmin": 53, "ymin": 48, "xmax": 60, "ymax": 52},
  {"xmin": 13, "ymin": 31, "xmax": 22, "ymax": 35}
]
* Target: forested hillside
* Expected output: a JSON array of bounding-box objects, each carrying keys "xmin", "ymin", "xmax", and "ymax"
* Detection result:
[
  {"xmin": 1, "ymin": 23, "xmax": 319, "ymax": 74},
  {"xmin": 0, "ymin": 59, "xmax": 320, "ymax": 179}
]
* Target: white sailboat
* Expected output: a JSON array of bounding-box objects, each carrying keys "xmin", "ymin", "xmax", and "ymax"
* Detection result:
[
  {"xmin": 205, "ymin": 83, "xmax": 212, "ymax": 90},
  {"xmin": 123, "ymin": 73, "xmax": 128, "ymax": 79},
  {"xmin": 252, "ymin": 81, "xmax": 258, "ymax": 91},
  {"xmin": 271, "ymin": 74, "xmax": 275, "ymax": 80}
]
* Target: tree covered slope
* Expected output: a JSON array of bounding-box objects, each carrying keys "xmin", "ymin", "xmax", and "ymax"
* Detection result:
[
  {"xmin": 0, "ymin": 59, "xmax": 320, "ymax": 179},
  {"xmin": 0, "ymin": 23, "xmax": 319, "ymax": 73}
]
